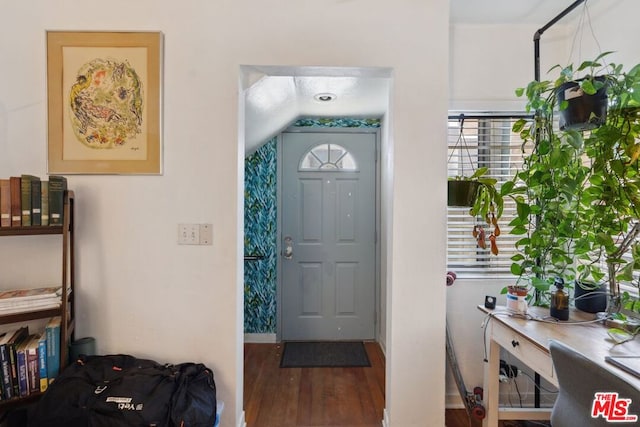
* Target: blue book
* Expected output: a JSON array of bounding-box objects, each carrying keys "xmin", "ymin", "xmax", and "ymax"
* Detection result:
[
  {"xmin": 45, "ymin": 316, "xmax": 61, "ymax": 383},
  {"xmin": 16, "ymin": 337, "xmax": 30, "ymax": 397},
  {"xmin": 37, "ymin": 334, "xmax": 48, "ymax": 392},
  {"xmin": 7, "ymin": 326, "xmax": 28, "ymax": 397}
]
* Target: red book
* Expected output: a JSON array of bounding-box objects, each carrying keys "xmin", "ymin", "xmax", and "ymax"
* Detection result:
[{"xmin": 0, "ymin": 179, "xmax": 10, "ymax": 227}]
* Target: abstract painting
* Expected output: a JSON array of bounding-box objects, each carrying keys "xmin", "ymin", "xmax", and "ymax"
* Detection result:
[{"xmin": 47, "ymin": 31, "xmax": 163, "ymax": 174}]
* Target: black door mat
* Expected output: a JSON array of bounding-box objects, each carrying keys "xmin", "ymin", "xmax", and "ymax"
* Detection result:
[{"xmin": 280, "ymin": 341, "xmax": 371, "ymax": 368}]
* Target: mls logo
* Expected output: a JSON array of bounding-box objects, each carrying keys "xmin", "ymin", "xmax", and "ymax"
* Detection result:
[{"xmin": 591, "ymin": 392, "xmax": 638, "ymax": 422}]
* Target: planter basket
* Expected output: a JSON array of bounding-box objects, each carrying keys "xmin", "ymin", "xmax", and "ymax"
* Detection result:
[
  {"xmin": 448, "ymin": 180, "xmax": 480, "ymax": 207},
  {"xmin": 556, "ymin": 77, "xmax": 608, "ymax": 131}
]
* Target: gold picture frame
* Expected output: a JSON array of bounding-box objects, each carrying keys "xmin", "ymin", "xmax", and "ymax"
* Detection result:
[{"xmin": 47, "ymin": 31, "xmax": 163, "ymax": 174}]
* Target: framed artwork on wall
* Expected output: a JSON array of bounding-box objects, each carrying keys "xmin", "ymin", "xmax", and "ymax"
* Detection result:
[{"xmin": 46, "ymin": 31, "xmax": 163, "ymax": 174}]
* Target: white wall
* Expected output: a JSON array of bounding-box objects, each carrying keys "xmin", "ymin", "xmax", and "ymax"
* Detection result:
[
  {"xmin": 449, "ymin": 22, "xmax": 566, "ymax": 112},
  {"xmin": 447, "ymin": 0, "xmax": 640, "ymax": 407},
  {"xmin": 0, "ymin": 1, "xmax": 449, "ymax": 426}
]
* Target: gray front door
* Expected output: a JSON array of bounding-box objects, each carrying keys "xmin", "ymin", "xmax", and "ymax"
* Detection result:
[{"xmin": 281, "ymin": 130, "xmax": 376, "ymax": 341}]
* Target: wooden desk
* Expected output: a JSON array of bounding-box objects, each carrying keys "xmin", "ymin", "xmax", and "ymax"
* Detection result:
[{"xmin": 479, "ymin": 305, "xmax": 640, "ymax": 427}]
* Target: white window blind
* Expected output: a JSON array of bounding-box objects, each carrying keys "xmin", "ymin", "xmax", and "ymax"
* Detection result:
[{"xmin": 447, "ymin": 113, "xmax": 532, "ymax": 278}]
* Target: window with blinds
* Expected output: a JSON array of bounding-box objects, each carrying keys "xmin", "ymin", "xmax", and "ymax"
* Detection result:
[{"xmin": 447, "ymin": 113, "xmax": 532, "ymax": 278}]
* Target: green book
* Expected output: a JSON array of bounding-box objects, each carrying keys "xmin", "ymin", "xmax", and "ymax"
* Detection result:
[
  {"xmin": 48, "ymin": 176, "xmax": 67, "ymax": 226},
  {"xmin": 31, "ymin": 177, "xmax": 42, "ymax": 226},
  {"xmin": 41, "ymin": 181, "xmax": 49, "ymax": 226},
  {"xmin": 20, "ymin": 175, "xmax": 38, "ymax": 226}
]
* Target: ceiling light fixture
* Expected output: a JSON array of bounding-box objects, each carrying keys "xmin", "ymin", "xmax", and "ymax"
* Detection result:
[{"xmin": 314, "ymin": 92, "xmax": 337, "ymax": 102}]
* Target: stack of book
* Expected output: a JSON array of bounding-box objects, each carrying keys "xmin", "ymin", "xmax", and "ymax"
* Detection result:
[
  {"xmin": 0, "ymin": 174, "xmax": 67, "ymax": 228},
  {"xmin": 0, "ymin": 317, "xmax": 61, "ymax": 400},
  {"xmin": 0, "ymin": 287, "xmax": 62, "ymax": 316}
]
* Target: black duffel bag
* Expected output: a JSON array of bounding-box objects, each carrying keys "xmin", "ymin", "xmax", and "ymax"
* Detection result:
[{"xmin": 28, "ymin": 354, "xmax": 216, "ymax": 427}]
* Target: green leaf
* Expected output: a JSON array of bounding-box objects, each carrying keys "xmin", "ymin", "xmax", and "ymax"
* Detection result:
[
  {"xmin": 500, "ymin": 180, "xmax": 514, "ymax": 196},
  {"xmin": 596, "ymin": 232, "xmax": 614, "ymax": 247},
  {"xmin": 508, "ymin": 217, "xmax": 525, "ymax": 227},
  {"xmin": 558, "ymin": 99, "xmax": 569, "ymax": 111},
  {"xmin": 593, "ymin": 51, "xmax": 614, "ymax": 64},
  {"xmin": 470, "ymin": 186, "xmax": 483, "ymax": 216},
  {"xmin": 511, "ymin": 263, "xmax": 523, "ymax": 276},
  {"xmin": 565, "ymin": 130, "xmax": 583, "ymax": 149},
  {"xmin": 531, "ymin": 277, "xmax": 550, "ymax": 292},
  {"xmin": 495, "ymin": 193, "xmax": 504, "ymax": 218},
  {"xmin": 620, "ymin": 262, "xmax": 635, "ymax": 281},
  {"xmin": 478, "ymin": 177, "xmax": 498, "ymax": 186},
  {"xmin": 581, "ymin": 79, "xmax": 597, "ymax": 95},
  {"xmin": 470, "ymin": 167, "xmax": 488, "ymax": 179},
  {"xmin": 511, "ymin": 225, "xmax": 528, "ymax": 235},
  {"xmin": 589, "ymin": 175, "xmax": 604, "ymax": 186},
  {"xmin": 516, "ymin": 202, "xmax": 531, "ymax": 220}
]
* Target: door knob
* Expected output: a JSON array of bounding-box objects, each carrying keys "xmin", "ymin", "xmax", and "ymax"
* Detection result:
[{"xmin": 283, "ymin": 236, "xmax": 293, "ymax": 259}]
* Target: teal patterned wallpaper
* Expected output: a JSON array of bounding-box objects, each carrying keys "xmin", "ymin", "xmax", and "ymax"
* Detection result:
[
  {"xmin": 244, "ymin": 138, "xmax": 277, "ymax": 333},
  {"xmin": 243, "ymin": 118, "xmax": 381, "ymax": 334}
]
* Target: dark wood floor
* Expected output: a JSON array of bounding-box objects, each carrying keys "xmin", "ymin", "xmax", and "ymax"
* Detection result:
[
  {"xmin": 244, "ymin": 342, "xmax": 385, "ymax": 427},
  {"xmin": 244, "ymin": 342, "xmax": 533, "ymax": 427}
]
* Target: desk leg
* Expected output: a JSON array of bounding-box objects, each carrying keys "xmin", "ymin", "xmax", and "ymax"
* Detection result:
[{"xmin": 482, "ymin": 336, "xmax": 500, "ymax": 427}]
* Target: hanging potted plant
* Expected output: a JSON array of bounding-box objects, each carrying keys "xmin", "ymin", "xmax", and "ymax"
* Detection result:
[
  {"xmin": 448, "ymin": 175, "xmax": 481, "ymax": 207},
  {"xmin": 553, "ymin": 53, "xmax": 612, "ymax": 131},
  {"xmin": 448, "ymin": 167, "xmax": 500, "ymax": 210},
  {"xmin": 448, "ymin": 116, "xmax": 503, "ymax": 255}
]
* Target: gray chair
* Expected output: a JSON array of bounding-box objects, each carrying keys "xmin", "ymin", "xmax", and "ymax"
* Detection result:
[{"xmin": 549, "ymin": 339, "xmax": 640, "ymax": 426}]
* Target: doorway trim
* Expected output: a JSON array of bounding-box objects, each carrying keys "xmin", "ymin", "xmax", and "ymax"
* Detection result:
[{"xmin": 276, "ymin": 125, "xmax": 381, "ymax": 342}]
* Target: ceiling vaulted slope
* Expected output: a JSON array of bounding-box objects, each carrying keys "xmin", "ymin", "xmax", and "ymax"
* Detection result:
[{"xmin": 243, "ymin": 66, "xmax": 391, "ymax": 154}]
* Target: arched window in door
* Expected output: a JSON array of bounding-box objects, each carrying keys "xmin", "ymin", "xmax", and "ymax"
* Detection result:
[{"xmin": 299, "ymin": 143, "xmax": 358, "ymax": 171}]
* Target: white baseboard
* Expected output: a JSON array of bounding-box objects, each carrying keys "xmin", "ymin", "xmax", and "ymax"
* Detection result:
[
  {"xmin": 237, "ymin": 410, "xmax": 247, "ymax": 427},
  {"xmin": 445, "ymin": 391, "xmax": 556, "ymax": 409},
  {"xmin": 446, "ymin": 393, "xmax": 464, "ymax": 408},
  {"xmin": 382, "ymin": 408, "xmax": 389, "ymax": 426},
  {"xmin": 244, "ymin": 333, "xmax": 276, "ymax": 343},
  {"xmin": 377, "ymin": 339, "xmax": 387, "ymax": 357}
]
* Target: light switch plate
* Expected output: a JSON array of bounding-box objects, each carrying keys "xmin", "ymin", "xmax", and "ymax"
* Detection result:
[{"xmin": 199, "ymin": 224, "xmax": 213, "ymax": 245}]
